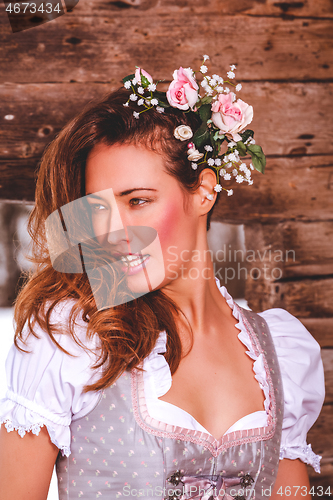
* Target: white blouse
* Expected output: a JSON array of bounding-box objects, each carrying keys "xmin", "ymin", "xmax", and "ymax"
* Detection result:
[{"xmin": 0, "ymin": 279, "xmax": 325, "ymax": 473}]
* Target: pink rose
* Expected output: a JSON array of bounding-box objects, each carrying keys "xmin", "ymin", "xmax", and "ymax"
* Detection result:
[
  {"xmin": 167, "ymin": 67, "xmax": 199, "ymax": 110},
  {"xmin": 211, "ymin": 92, "xmax": 253, "ymax": 142},
  {"xmin": 135, "ymin": 68, "xmax": 153, "ymax": 85}
]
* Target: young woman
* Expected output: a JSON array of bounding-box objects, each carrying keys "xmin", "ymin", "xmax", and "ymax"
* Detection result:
[{"xmin": 0, "ymin": 62, "xmax": 325, "ymax": 500}]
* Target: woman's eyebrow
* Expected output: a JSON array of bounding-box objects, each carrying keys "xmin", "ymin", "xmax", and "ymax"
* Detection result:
[{"xmin": 117, "ymin": 188, "xmax": 158, "ymax": 197}]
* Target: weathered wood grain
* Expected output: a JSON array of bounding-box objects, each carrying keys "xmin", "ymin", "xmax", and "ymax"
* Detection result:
[
  {"xmin": 0, "ymin": 7, "xmax": 332, "ymax": 82},
  {"xmin": 243, "ymin": 221, "xmax": 333, "ymax": 276},
  {"xmin": 214, "ymin": 155, "xmax": 333, "ymax": 223},
  {"xmin": 246, "ymin": 276, "xmax": 333, "ymax": 317},
  {"xmin": 243, "ymin": 222, "xmax": 333, "ymax": 312},
  {"xmin": 321, "ymin": 350, "xmax": 333, "ymax": 404},
  {"xmin": 301, "ymin": 318, "xmax": 333, "ymax": 348},
  {"xmin": 65, "ymin": 0, "xmax": 333, "ymax": 19},
  {"xmin": 1, "ymin": 82, "xmax": 332, "ymax": 159}
]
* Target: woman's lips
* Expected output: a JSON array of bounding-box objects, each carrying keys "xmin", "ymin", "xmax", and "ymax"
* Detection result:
[{"xmin": 119, "ymin": 254, "xmax": 150, "ymax": 275}]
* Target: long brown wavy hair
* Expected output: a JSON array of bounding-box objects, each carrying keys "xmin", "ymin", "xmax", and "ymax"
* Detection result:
[{"xmin": 14, "ymin": 87, "xmax": 217, "ymax": 392}]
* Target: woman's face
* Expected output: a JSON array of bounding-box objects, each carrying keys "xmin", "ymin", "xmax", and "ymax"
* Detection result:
[{"xmin": 85, "ymin": 142, "xmax": 201, "ymax": 297}]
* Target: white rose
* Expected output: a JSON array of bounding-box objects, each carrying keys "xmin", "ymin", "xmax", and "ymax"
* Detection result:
[
  {"xmin": 174, "ymin": 125, "xmax": 193, "ymax": 141},
  {"xmin": 187, "ymin": 147, "xmax": 204, "ymax": 161}
]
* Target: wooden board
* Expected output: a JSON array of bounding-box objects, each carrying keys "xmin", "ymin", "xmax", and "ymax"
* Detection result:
[
  {"xmin": 1, "ymin": 81, "xmax": 332, "ymax": 158},
  {"xmin": 243, "ymin": 221, "xmax": 333, "ymax": 275},
  {"xmin": 300, "ymin": 318, "xmax": 333, "ymax": 348},
  {"xmin": 66, "ymin": 0, "xmax": 333, "ymax": 19},
  {"xmin": 321, "ymin": 350, "xmax": 333, "ymax": 404},
  {"xmin": 0, "ymin": 5, "xmax": 332, "ymax": 82}
]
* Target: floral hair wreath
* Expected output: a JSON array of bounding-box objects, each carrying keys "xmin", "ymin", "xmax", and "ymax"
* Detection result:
[{"xmin": 122, "ymin": 55, "xmax": 266, "ymax": 198}]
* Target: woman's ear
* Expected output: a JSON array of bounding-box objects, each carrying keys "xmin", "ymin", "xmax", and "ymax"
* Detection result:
[{"xmin": 195, "ymin": 168, "xmax": 218, "ymax": 214}]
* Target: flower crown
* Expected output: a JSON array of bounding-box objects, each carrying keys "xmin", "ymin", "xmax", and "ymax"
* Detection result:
[{"xmin": 123, "ymin": 55, "xmax": 266, "ymax": 197}]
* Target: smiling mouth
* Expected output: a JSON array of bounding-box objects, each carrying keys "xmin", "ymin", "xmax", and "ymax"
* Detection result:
[{"xmin": 120, "ymin": 254, "xmax": 150, "ymax": 268}]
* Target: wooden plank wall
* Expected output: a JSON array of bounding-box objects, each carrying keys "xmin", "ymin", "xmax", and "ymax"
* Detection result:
[{"xmin": 0, "ymin": 0, "xmax": 332, "ymax": 489}]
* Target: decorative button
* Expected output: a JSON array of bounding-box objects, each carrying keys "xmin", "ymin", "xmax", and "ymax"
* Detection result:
[{"xmin": 240, "ymin": 473, "xmax": 254, "ymax": 488}]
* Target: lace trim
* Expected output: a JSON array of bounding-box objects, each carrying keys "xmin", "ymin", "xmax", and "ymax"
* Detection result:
[
  {"xmin": 0, "ymin": 418, "xmax": 71, "ymax": 457},
  {"xmin": 279, "ymin": 443, "xmax": 322, "ymax": 473}
]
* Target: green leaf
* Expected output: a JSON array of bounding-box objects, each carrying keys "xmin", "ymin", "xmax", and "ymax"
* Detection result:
[
  {"xmin": 236, "ymin": 141, "xmax": 247, "ymax": 156},
  {"xmin": 199, "ymin": 104, "xmax": 211, "ymax": 123},
  {"xmin": 200, "ymin": 95, "xmax": 213, "ymax": 106},
  {"xmin": 246, "ymin": 144, "xmax": 266, "ymax": 174},
  {"xmin": 157, "ymin": 100, "xmax": 171, "ymax": 108},
  {"xmin": 141, "ymin": 75, "xmax": 150, "ymax": 88},
  {"xmin": 213, "ymin": 130, "xmax": 224, "ymax": 142},
  {"xmin": 193, "ymin": 123, "xmax": 210, "ymax": 149},
  {"xmin": 122, "ymin": 74, "xmax": 135, "ymax": 84},
  {"xmin": 240, "ymin": 129, "xmax": 254, "ymax": 142}
]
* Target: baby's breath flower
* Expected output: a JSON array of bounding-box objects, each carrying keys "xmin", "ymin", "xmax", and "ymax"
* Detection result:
[
  {"xmin": 207, "ymin": 158, "xmax": 215, "ymax": 166},
  {"xmin": 227, "ymin": 71, "xmax": 235, "ymax": 79},
  {"xmin": 216, "ymin": 86, "xmax": 224, "ymax": 93},
  {"xmin": 224, "ymin": 87, "xmax": 230, "ymax": 94},
  {"xmin": 232, "ymin": 168, "xmax": 238, "ymax": 176},
  {"xmin": 224, "ymin": 173, "xmax": 231, "ymax": 180},
  {"xmin": 210, "ymin": 79, "xmax": 217, "ymax": 87},
  {"xmin": 219, "ymin": 168, "xmax": 226, "ymax": 176},
  {"xmin": 247, "ymin": 179, "xmax": 254, "ymax": 185},
  {"xmin": 200, "ymin": 65, "xmax": 208, "ymax": 74},
  {"xmin": 151, "ymin": 98, "xmax": 158, "ymax": 106},
  {"xmin": 137, "ymin": 86, "xmax": 144, "ymax": 94},
  {"xmin": 203, "ymin": 54, "xmax": 209, "ymax": 61},
  {"xmin": 148, "ymin": 83, "xmax": 157, "ymax": 92},
  {"xmin": 133, "ymin": 111, "xmax": 140, "ymax": 119},
  {"xmin": 215, "ymin": 158, "xmax": 222, "ymax": 166},
  {"xmin": 132, "ymin": 77, "xmax": 138, "ymax": 85},
  {"xmin": 245, "ymin": 170, "xmax": 252, "ymax": 178},
  {"xmin": 214, "ymin": 184, "xmax": 222, "ymax": 192},
  {"xmin": 230, "ymin": 65, "xmax": 236, "ymax": 71},
  {"xmin": 156, "ymin": 106, "xmax": 165, "ymax": 113},
  {"xmin": 130, "ymin": 93, "xmax": 138, "ymax": 101},
  {"xmin": 249, "ymin": 163, "xmax": 254, "ymax": 170},
  {"xmin": 123, "ymin": 102, "xmax": 129, "ymax": 107},
  {"xmin": 138, "ymin": 98, "xmax": 144, "ymax": 106},
  {"xmin": 239, "ymin": 163, "xmax": 247, "ymax": 172},
  {"xmin": 227, "ymin": 189, "xmax": 233, "ymax": 196},
  {"xmin": 124, "ymin": 80, "xmax": 131, "ymax": 89},
  {"xmin": 204, "ymin": 145, "xmax": 213, "ymax": 152},
  {"xmin": 218, "ymin": 77, "xmax": 224, "ymax": 84},
  {"xmin": 228, "ymin": 153, "xmax": 238, "ymax": 162},
  {"xmin": 236, "ymin": 174, "xmax": 244, "ymax": 183},
  {"xmin": 228, "ymin": 141, "xmax": 237, "ymax": 148},
  {"xmin": 191, "ymin": 162, "xmax": 198, "ymax": 170},
  {"xmin": 226, "ymin": 162, "xmax": 232, "ymax": 168},
  {"xmin": 236, "ymin": 84, "xmax": 242, "ymax": 91},
  {"xmin": 206, "ymin": 193, "xmax": 214, "ymax": 201}
]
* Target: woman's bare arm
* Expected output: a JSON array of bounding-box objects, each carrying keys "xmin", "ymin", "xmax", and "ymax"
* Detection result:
[
  {"xmin": 271, "ymin": 458, "xmax": 311, "ymax": 500},
  {"xmin": 0, "ymin": 424, "xmax": 59, "ymax": 500}
]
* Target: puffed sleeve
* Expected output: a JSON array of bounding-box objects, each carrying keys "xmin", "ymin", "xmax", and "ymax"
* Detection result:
[
  {"xmin": 0, "ymin": 301, "xmax": 102, "ymax": 457},
  {"xmin": 258, "ymin": 308, "xmax": 325, "ymax": 473}
]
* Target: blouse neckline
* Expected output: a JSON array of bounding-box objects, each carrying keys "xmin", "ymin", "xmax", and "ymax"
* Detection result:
[{"xmin": 130, "ymin": 279, "xmax": 275, "ymax": 455}]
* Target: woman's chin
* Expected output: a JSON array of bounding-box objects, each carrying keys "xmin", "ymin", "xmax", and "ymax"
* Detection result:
[{"xmin": 124, "ymin": 256, "xmax": 166, "ymax": 296}]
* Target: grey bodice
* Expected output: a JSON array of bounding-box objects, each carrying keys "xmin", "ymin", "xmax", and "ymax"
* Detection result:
[{"xmin": 56, "ymin": 306, "xmax": 284, "ymax": 499}]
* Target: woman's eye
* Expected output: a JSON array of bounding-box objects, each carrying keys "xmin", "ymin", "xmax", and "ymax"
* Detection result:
[
  {"xmin": 130, "ymin": 198, "xmax": 149, "ymax": 206},
  {"xmin": 91, "ymin": 203, "xmax": 107, "ymax": 211}
]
